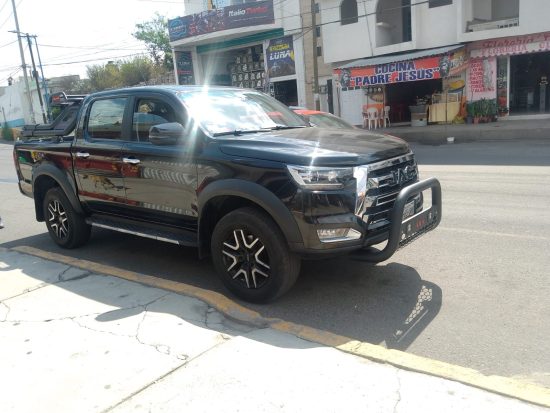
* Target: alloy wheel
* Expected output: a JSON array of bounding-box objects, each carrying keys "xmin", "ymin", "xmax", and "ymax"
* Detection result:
[
  {"xmin": 221, "ymin": 229, "xmax": 270, "ymax": 289},
  {"xmin": 47, "ymin": 199, "xmax": 69, "ymax": 240}
]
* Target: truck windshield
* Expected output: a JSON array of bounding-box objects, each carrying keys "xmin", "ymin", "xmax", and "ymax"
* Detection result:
[{"xmin": 177, "ymin": 89, "xmax": 308, "ymax": 136}]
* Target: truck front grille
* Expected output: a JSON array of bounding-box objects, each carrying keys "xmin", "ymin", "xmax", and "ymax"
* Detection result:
[{"xmin": 355, "ymin": 152, "xmax": 418, "ymax": 232}]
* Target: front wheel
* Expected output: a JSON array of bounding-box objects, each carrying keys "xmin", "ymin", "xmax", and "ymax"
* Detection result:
[
  {"xmin": 43, "ymin": 187, "xmax": 91, "ymax": 249},
  {"xmin": 211, "ymin": 207, "xmax": 301, "ymax": 303}
]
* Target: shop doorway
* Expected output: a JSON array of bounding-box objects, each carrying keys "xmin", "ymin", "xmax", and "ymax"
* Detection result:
[
  {"xmin": 272, "ymin": 80, "xmax": 298, "ymax": 106},
  {"xmin": 510, "ymin": 51, "xmax": 550, "ymax": 114},
  {"xmin": 385, "ymin": 78, "xmax": 441, "ymax": 123}
]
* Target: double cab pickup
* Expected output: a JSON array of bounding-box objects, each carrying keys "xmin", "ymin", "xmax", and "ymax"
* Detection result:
[{"xmin": 13, "ymin": 86, "xmax": 441, "ymax": 302}]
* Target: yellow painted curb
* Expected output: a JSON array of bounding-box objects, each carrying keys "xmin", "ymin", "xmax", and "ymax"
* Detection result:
[{"xmin": 11, "ymin": 245, "xmax": 550, "ymax": 408}]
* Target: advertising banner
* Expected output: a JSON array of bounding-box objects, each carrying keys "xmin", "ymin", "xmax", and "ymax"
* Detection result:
[
  {"xmin": 266, "ymin": 36, "xmax": 295, "ymax": 78},
  {"xmin": 169, "ymin": 0, "xmax": 274, "ymax": 42},
  {"xmin": 175, "ymin": 51, "xmax": 195, "ymax": 85},
  {"xmin": 470, "ymin": 32, "xmax": 550, "ymax": 58},
  {"xmin": 336, "ymin": 48, "xmax": 467, "ymax": 91},
  {"xmin": 468, "ymin": 56, "xmax": 497, "ymax": 100}
]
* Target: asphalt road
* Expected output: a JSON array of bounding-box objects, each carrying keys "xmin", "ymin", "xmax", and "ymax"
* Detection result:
[{"xmin": 1, "ymin": 139, "xmax": 549, "ymax": 388}]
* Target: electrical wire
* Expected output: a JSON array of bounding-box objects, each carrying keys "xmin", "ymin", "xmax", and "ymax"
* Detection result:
[
  {"xmin": 0, "ymin": 0, "xmax": 10, "ymax": 16},
  {"xmin": 0, "ymin": 39, "xmax": 16, "ymax": 48},
  {"xmin": 42, "ymin": 52, "xmax": 149, "ymax": 66},
  {"xmin": 0, "ymin": 0, "xmax": 22, "ymax": 31}
]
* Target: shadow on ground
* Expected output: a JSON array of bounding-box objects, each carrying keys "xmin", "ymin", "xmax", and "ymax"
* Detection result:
[{"xmin": 1, "ymin": 228, "xmax": 442, "ymax": 352}]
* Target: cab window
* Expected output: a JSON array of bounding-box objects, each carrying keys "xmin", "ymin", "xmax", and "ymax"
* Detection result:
[
  {"xmin": 132, "ymin": 98, "xmax": 176, "ymax": 142},
  {"xmin": 87, "ymin": 98, "xmax": 127, "ymax": 140}
]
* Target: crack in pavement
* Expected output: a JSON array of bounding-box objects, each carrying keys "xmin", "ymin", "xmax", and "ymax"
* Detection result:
[
  {"xmin": 0, "ymin": 301, "xmax": 10, "ymax": 322},
  {"xmin": 134, "ymin": 293, "xmax": 180, "ymax": 358},
  {"xmin": 0, "ymin": 269, "xmax": 93, "ymax": 303},
  {"xmin": 100, "ymin": 338, "xmax": 234, "ymax": 413},
  {"xmin": 393, "ymin": 370, "xmax": 402, "ymax": 413}
]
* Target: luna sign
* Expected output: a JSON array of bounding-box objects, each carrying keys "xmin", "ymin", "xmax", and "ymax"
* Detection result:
[{"xmin": 337, "ymin": 55, "xmax": 448, "ymax": 90}]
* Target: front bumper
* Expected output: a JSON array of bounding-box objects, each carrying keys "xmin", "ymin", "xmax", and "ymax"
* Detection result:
[{"xmin": 293, "ymin": 178, "xmax": 442, "ymax": 261}]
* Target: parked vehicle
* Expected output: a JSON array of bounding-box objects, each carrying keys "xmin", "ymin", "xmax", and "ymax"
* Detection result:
[
  {"xmin": 13, "ymin": 86, "xmax": 441, "ymax": 303},
  {"xmin": 292, "ymin": 109, "xmax": 356, "ymax": 129}
]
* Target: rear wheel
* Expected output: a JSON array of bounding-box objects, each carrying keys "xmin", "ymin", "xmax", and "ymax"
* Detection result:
[
  {"xmin": 211, "ymin": 207, "xmax": 301, "ymax": 303},
  {"xmin": 43, "ymin": 187, "xmax": 91, "ymax": 249}
]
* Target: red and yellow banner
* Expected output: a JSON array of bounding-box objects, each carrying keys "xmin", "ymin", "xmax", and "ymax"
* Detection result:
[{"xmin": 336, "ymin": 48, "xmax": 467, "ymax": 91}]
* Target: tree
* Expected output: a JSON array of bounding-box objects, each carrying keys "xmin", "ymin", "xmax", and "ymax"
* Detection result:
[
  {"xmin": 133, "ymin": 13, "xmax": 172, "ymax": 70},
  {"xmin": 86, "ymin": 62, "xmax": 123, "ymax": 91},
  {"xmin": 120, "ymin": 57, "xmax": 154, "ymax": 86},
  {"xmin": 86, "ymin": 57, "xmax": 156, "ymax": 92}
]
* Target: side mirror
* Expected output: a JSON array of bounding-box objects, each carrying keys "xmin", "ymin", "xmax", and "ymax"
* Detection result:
[{"xmin": 149, "ymin": 122, "xmax": 185, "ymax": 146}]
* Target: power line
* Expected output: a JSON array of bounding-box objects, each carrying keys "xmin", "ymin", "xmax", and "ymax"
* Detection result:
[
  {"xmin": 0, "ymin": 0, "xmax": 9, "ymax": 15},
  {"xmin": 0, "ymin": 0, "xmax": 21, "ymax": 30},
  {"xmin": 38, "ymin": 42, "xmax": 147, "ymax": 52},
  {"xmin": 42, "ymin": 52, "xmax": 149, "ymax": 67},
  {"xmin": 0, "ymin": 39, "xmax": 16, "ymax": 48}
]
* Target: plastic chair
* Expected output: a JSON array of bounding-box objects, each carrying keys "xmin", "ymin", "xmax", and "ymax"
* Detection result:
[
  {"xmin": 383, "ymin": 106, "xmax": 391, "ymax": 127},
  {"xmin": 366, "ymin": 107, "xmax": 379, "ymax": 130},
  {"xmin": 362, "ymin": 105, "xmax": 369, "ymax": 128}
]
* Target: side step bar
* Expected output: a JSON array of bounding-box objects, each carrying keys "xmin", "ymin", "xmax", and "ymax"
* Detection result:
[{"xmin": 86, "ymin": 215, "xmax": 198, "ymax": 247}]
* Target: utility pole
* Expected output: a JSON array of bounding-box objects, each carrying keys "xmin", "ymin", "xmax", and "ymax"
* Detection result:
[
  {"xmin": 9, "ymin": 0, "xmax": 35, "ymax": 123},
  {"xmin": 24, "ymin": 33, "xmax": 47, "ymax": 123},
  {"xmin": 33, "ymin": 35, "xmax": 51, "ymax": 122},
  {"xmin": 311, "ymin": 0, "xmax": 320, "ymax": 110}
]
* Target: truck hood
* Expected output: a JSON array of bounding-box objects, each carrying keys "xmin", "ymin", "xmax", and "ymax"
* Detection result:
[{"xmin": 217, "ymin": 127, "xmax": 410, "ymax": 166}]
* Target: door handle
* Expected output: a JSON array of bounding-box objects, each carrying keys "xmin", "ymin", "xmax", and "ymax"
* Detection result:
[
  {"xmin": 76, "ymin": 152, "xmax": 90, "ymax": 159},
  {"xmin": 123, "ymin": 157, "xmax": 141, "ymax": 165}
]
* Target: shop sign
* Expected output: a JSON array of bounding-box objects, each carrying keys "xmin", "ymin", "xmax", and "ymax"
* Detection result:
[
  {"xmin": 266, "ymin": 36, "xmax": 295, "ymax": 78},
  {"xmin": 175, "ymin": 51, "xmax": 195, "ymax": 85},
  {"xmin": 470, "ymin": 32, "xmax": 550, "ymax": 58},
  {"xmin": 336, "ymin": 48, "xmax": 466, "ymax": 91},
  {"xmin": 168, "ymin": 0, "xmax": 275, "ymax": 42},
  {"xmin": 468, "ymin": 56, "xmax": 496, "ymax": 100}
]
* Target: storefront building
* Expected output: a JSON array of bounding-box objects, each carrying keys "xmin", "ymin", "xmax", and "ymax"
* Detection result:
[
  {"xmin": 334, "ymin": 45, "xmax": 468, "ymax": 126},
  {"xmin": 468, "ymin": 32, "xmax": 550, "ymax": 116},
  {"xmin": 168, "ymin": 1, "xmax": 307, "ymax": 107}
]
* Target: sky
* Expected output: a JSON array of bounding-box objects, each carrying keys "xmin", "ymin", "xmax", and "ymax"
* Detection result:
[{"xmin": 0, "ymin": 0, "xmax": 192, "ymax": 85}]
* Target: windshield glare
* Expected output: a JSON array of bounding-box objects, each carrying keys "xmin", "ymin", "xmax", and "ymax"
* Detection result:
[
  {"xmin": 309, "ymin": 113, "xmax": 355, "ymax": 129},
  {"xmin": 177, "ymin": 89, "xmax": 307, "ymax": 135}
]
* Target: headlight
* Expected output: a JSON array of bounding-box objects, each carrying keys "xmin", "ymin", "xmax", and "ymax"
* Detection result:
[{"xmin": 287, "ymin": 165, "xmax": 353, "ymax": 190}]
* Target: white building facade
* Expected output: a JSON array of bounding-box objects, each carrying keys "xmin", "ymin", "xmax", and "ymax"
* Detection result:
[
  {"xmin": 168, "ymin": 0, "xmax": 309, "ymax": 107},
  {"xmin": 319, "ymin": 0, "xmax": 550, "ymax": 125}
]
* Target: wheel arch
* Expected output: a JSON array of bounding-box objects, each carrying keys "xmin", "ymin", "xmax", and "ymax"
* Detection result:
[
  {"xmin": 197, "ymin": 179, "xmax": 303, "ymax": 258},
  {"xmin": 33, "ymin": 163, "xmax": 83, "ymax": 222}
]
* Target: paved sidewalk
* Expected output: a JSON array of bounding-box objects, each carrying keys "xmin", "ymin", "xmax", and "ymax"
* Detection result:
[
  {"xmin": 367, "ymin": 118, "xmax": 550, "ymax": 144},
  {"xmin": 0, "ymin": 247, "xmax": 548, "ymax": 412}
]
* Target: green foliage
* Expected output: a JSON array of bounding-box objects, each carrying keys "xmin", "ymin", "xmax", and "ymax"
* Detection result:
[
  {"xmin": 467, "ymin": 99, "xmax": 497, "ymax": 118},
  {"xmin": 1, "ymin": 125, "xmax": 13, "ymax": 141},
  {"xmin": 133, "ymin": 13, "xmax": 173, "ymax": 70},
  {"xmin": 86, "ymin": 57, "xmax": 156, "ymax": 92},
  {"xmin": 87, "ymin": 62, "xmax": 123, "ymax": 92},
  {"xmin": 119, "ymin": 57, "xmax": 154, "ymax": 86}
]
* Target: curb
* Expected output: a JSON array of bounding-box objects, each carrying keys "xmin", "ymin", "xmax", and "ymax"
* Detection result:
[{"xmin": 11, "ymin": 245, "xmax": 550, "ymax": 408}]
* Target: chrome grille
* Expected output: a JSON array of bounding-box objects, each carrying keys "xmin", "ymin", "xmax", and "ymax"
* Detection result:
[{"xmin": 355, "ymin": 152, "xmax": 418, "ymax": 231}]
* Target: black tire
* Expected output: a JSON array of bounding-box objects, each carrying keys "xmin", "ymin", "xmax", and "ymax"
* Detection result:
[
  {"xmin": 211, "ymin": 207, "xmax": 301, "ymax": 303},
  {"xmin": 43, "ymin": 187, "xmax": 91, "ymax": 249}
]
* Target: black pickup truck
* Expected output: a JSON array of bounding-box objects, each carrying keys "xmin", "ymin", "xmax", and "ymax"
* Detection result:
[{"xmin": 13, "ymin": 86, "xmax": 441, "ymax": 302}]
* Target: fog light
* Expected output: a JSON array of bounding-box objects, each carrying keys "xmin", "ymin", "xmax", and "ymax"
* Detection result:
[{"xmin": 317, "ymin": 228, "xmax": 362, "ymax": 243}]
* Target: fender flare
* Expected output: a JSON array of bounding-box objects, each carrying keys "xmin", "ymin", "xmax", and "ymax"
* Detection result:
[
  {"xmin": 32, "ymin": 162, "xmax": 84, "ymax": 219},
  {"xmin": 197, "ymin": 179, "xmax": 303, "ymax": 246}
]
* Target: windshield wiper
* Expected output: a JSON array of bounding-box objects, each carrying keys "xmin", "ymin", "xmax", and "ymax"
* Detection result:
[
  {"xmin": 268, "ymin": 125, "xmax": 308, "ymax": 130},
  {"xmin": 213, "ymin": 129, "xmax": 267, "ymax": 137}
]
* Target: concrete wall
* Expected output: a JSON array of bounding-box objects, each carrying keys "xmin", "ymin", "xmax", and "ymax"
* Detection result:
[
  {"xmin": 458, "ymin": 0, "xmax": 550, "ymax": 43},
  {"xmin": 0, "ymin": 78, "xmax": 46, "ymax": 127},
  {"xmin": 321, "ymin": 0, "xmax": 550, "ymax": 65}
]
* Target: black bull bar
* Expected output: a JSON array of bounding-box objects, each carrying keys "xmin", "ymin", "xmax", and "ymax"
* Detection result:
[{"xmin": 352, "ymin": 177, "xmax": 442, "ymax": 263}]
